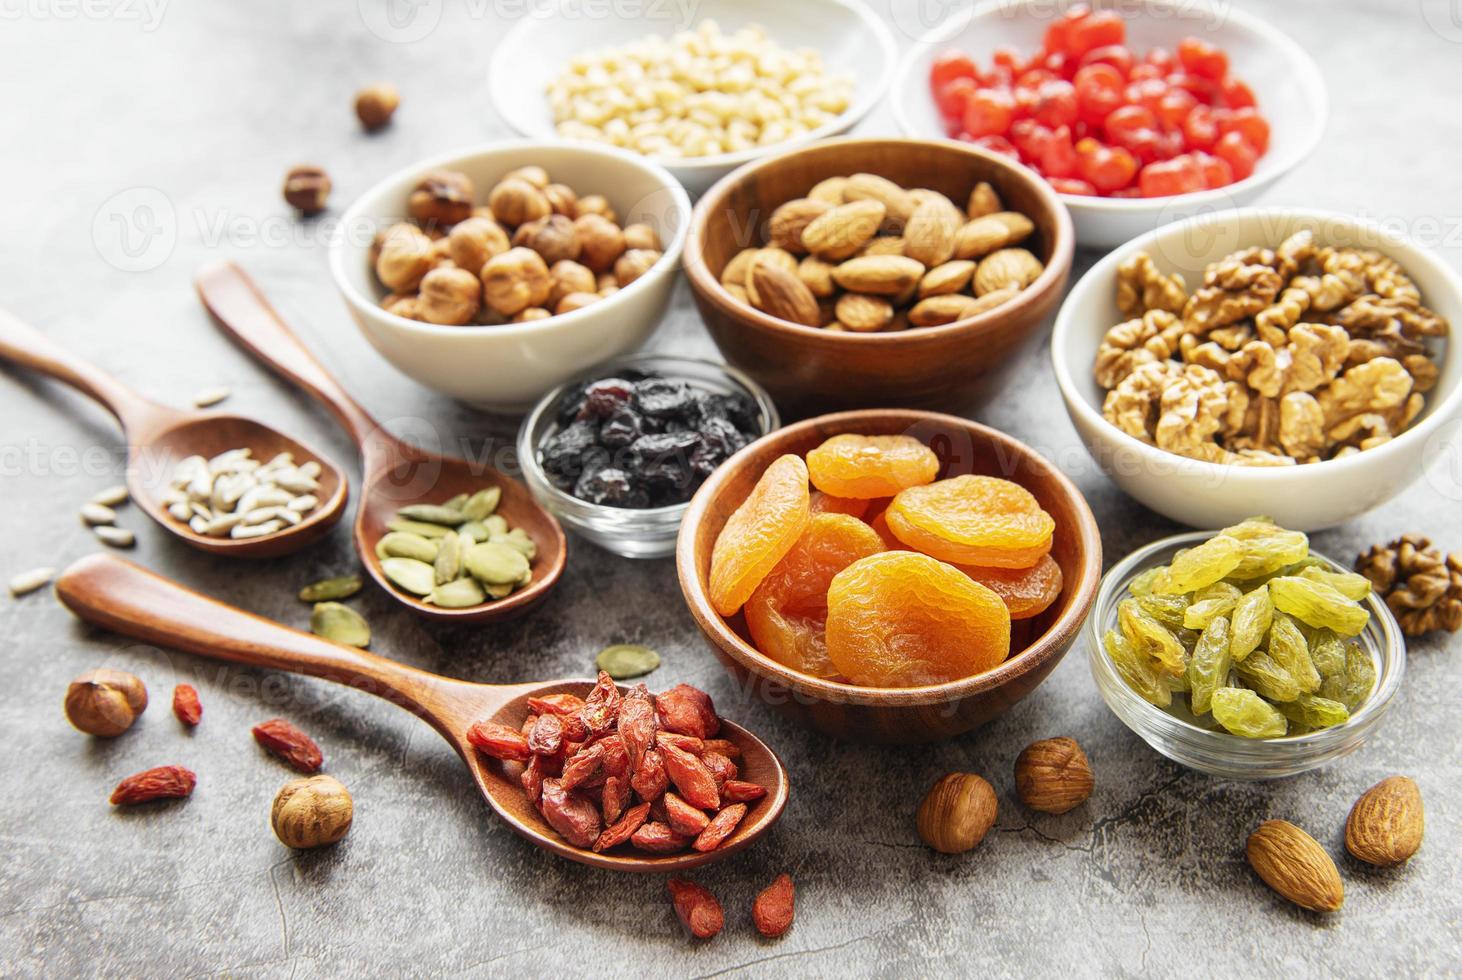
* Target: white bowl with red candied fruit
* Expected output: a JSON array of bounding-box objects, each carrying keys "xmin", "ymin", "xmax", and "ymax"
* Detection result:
[{"xmin": 891, "ymin": 0, "xmax": 1326, "ymax": 246}]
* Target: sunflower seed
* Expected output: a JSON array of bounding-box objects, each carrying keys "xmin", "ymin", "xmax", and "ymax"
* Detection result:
[
  {"xmin": 380, "ymin": 557, "xmax": 435, "ymax": 596},
  {"xmin": 8, "ymin": 567, "xmax": 56, "ymax": 596},
  {"xmin": 165, "ymin": 445, "xmax": 323, "ymax": 538},
  {"xmin": 90, "ymin": 485, "xmax": 129, "ymax": 507},
  {"xmin": 94, "ymin": 526, "xmax": 135, "ymax": 548},
  {"xmin": 311, "ymin": 602, "xmax": 370, "ymax": 647},
  {"xmin": 192, "ymin": 386, "xmax": 231, "ymax": 408},
  {"xmin": 168, "ymin": 502, "xmax": 192, "ymax": 521},
  {"xmin": 287, "ymin": 494, "xmax": 319, "ymax": 513},
  {"xmin": 231, "ymin": 520, "xmax": 283, "ymax": 539},
  {"xmin": 79, "ymin": 503, "xmax": 117, "ymax": 526},
  {"xmin": 299, "ymin": 575, "xmax": 364, "ymax": 603},
  {"xmin": 299, "ymin": 460, "xmax": 321, "ymax": 479},
  {"xmin": 595, "ymin": 643, "xmax": 661, "ymax": 680}
]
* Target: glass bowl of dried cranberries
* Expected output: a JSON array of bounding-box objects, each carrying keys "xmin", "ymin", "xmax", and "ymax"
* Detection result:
[
  {"xmin": 517, "ymin": 354, "xmax": 779, "ymax": 558},
  {"xmin": 1087, "ymin": 529, "xmax": 1405, "ymax": 780}
]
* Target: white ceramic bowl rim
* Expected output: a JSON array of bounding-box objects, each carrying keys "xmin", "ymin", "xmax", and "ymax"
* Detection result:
[
  {"xmin": 1088, "ymin": 531, "xmax": 1404, "ymax": 753},
  {"xmin": 891, "ymin": 0, "xmax": 1328, "ymax": 212},
  {"xmin": 1051, "ymin": 205, "xmax": 1462, "ymax": 482},
  {"xmin": 488, "ymin": 0, "xmax": 899, "ymax": 175},
  {"xmin": 328, "ymin": 139, "xmax": 692, "ymax": 341}
]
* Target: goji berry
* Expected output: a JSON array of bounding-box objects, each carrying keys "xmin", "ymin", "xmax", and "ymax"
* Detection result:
[
  {"xmin": 655, "ymin": 684, "xmax": 719, "ymax": 740},
  {"xmin": 616, "ymin": 683, "xmax": 658, "ymax": 774},
  {"xmin": 692, "ymin": 803, "xmax": 747, "ymax": 853},
  {"xmin": 701, "ymin": 751, "xmax": 738, "ymax": 787},
  {"xmin": 721, "ymin": 780, "xmax": 768, "ymax": 804},
  {"xmin": 659, "ymin": 742, "xmax": 720, "ymax": 811},
  {"xmin": 655, "ymin": 731, "xmax": 704, "ymax": 755},
  {"xmin": 579, "ymin": 671, "xmax": 621, "ymax": 739},
  {"xmin": 593, "ymin": 801, "xmax": 651, "ymax": 853},
  {"xmin": 528, "ymin": 713, "xmax": 563, "ymax": 756},
  {"xmin": 667, "ymin": 878, "xmax": 724, "ymax": 939},
  {"xmin": 752, "ymin": 874, "xmax": 795, "ymax": 938},
  {"xmin": 632, "ymin": 821, "xmax": 690, "ymax": 854},
  {"xmin": 538, "ymin": 778, "xmax": 601, "ymax": 848},
  {"xmin": 560, "ymin": 741, "xmax": 605, "ymax": 790},
  {"xmin": 601, "ymin": 774, "xmax": 631, "ymax": 825},
  {"xmin": 466, "ymin": 720, "xmax": 531, "ymax": 762},
  {"xmin": 521, "ymin": 754, "xmax": 547, "ymax": 805},
  {"xmin": 700, "ymin": 738, "xmax": 742, "ymax": 760},
  {"xmin": 109, "ymin": 765, "xmax": 196, "ymax": 806},
  {"xmin": 172, "ymin": 684, "xmax": 202, "ymax": 727},
  {"xmin": 630, "ymin": 748, "xmax": 669, "ymax": 801},
  {"xmin": 252, "ymin": 718, "xmax": 323, "ymax": 773},
  {"xmin": 662, "ymin": 792, "xmax": 711, "ymax": 836}
]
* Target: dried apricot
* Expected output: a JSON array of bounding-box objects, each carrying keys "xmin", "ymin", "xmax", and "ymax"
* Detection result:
[
  {"xmin": 806, "ymin": 434, "xmax": 940, "ymax": 499},
  {"xmin": 708, "ymin": 454, "xmax": 811, "ymax": 616},
  {"xmin": 745, "ymin": 514, "xmax": 885, "ymax": 677},
  {"xmin": 809, "ymin": 491, "xmax": 871, "ymax": 519},
  {"xmin": 866, "ymin": 509, "xmax": 905, "ymax": 550},
  {"xmin": 885, "ymin": 476, "xmax": 1054, "ymax": 568},
  {"xmin": 956, "ymin": 554, "xmax": 1063, "ymax": 620},
  {"xmin": 826, "ymin": 552, "xmax": 1011, "ymax": 687}
]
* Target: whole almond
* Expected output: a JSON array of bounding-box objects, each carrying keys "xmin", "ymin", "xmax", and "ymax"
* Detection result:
[
  {"xmin": 904, "ymin": 197, "xmax": 963, "ymax": 268},
  {"xmin": 743, "ymin": 250, "xmax": 798, "ymax": 305},
  {"xmin": 802, "ymin": 200, "xmax": 886, "ymax": 261},
  {"xmin": 1014, "ymin": 737, "xmax": 1094, "ymax": 815},
  {"xmin": 832, "ymin": 255, "xmax": 925, "ymax": 296},
  {"xmin": 919, "ymin": 260, "xmax": 976, "ymax": 297},
  {"xmin": 807, "ymin": 176, "xmax": 850, "ymax": 205},
  {"xmin": 798, "ymin": 256, "xmax": 837, "ymax": 298},
  {"xmin": 721, "ymin": 247, "xmax": 761, "ymax": 287},
  {"xmin": 843, "ymin": 173, "xmax": 916, "ymax": 229},
  {"xmin": 974, "ymin": 248, "xmax": 1044, "ymax": 296},
  {"xmin": 955, "ymin": 214, "xmax": 1019, "ymax": 259},
  {"xmin": 908, "ymin": 294, "xmax": 979, "ymax": 327},
  {"xmin": 769, "ymin": 198, "xmax": 832, "ymax": 255},
  {"xmin": 835, "ymin": 293, "xmax": 894, "ymax": 332},
  {"xmin": 860, "ymin": 235, "xmax": 907, "ymax": 257},
  {"xmin": 1345, "ymin": 776, "xmax": 1423, "ymax": 867},
  {"xmin": 908, "ymin": 188, "xmax": 957, "ymax": 211},
  {"xmin": 1246, "ymin": 820, "xmax": 1344, "ymax": 913},
  {"xmin": 967, "ymin": 181, "xmax": 1002, "ymax": 218},
  {"xmin": 749, "ymin": 259, "xmax": 821, "ymax": 327}
]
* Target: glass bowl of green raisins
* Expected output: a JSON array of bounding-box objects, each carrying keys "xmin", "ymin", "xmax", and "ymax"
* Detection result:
[{"xmin": 1087, "ymin": 523, "xmax": 1405, "ymax": 780}]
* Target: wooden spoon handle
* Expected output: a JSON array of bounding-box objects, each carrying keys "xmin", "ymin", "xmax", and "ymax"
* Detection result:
[
  {"xmin": 54, "ymin": 554, "xmax": 494, "ymax": 730},
  {"xmin": 193, "ymin": 261, "xmax": 383, "ymax": 451},
  {"xmin": 0, "ymin": 308, "xmax": 155, "ymax": 429}
]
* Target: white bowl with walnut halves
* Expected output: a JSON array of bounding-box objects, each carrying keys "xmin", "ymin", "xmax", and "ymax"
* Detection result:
[
  {"xmin": 330, "ymin": 141, "xmax": 691, "ymax": 413},
  {"xmin": 1051, "ymin": 207, "xmax": 1462, "ymax": 530}
]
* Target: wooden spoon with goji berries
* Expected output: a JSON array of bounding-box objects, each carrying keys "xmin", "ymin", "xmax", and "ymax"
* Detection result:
[{"xmin": 55, "ymin": 553, "xmax": 789, "ymax": 871}]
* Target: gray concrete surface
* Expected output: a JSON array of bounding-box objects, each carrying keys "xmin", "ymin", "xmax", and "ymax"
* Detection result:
[{"xmin": 1, "ymin": 1, "xmax": 1458, "ymax": 976}]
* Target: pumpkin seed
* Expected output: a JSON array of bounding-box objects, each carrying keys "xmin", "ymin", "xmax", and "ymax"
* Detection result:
[
  {"xmin": 387, "ymin": 518, "xmax": 452, "ymax": 539},
  {"xmin": 90, "ymin": 485, "xmax": 129, "ymax": 507},
  {"xmin": 462, "ymin": 487, "xmax": 502, "ymax": 521},
  {"xmin": 396, "ymin": 504, "xmax": 467, "ymax": 526},
  {"xmin": 79, "ymin": 503, "xmax": 117, "ymax": 526},
  {"xmin": 299, "ymin": 574, "xmax": 363, "ymax": 602},
  {"xmin": 380, "ymin": 557, "xmax": 435, "ymax": 596},
  {"xmin": 486, "ymin": 581, "xmax": 515, "ymax": 599},
  {"xmin": 8, "ymin": 567, "xmax": 55, "ymax": 597},
  {"xmin": 311, "ymin": 602, "xmax": 370, "ymax": 647},
  {"xmin": 483, "ymin": 514, "xmax": 509, "ymax": 537},
  {"xmin": 192, "ymin": 385, "xmax": 231, "ymax": 408},
  {"xmin": 376, "ymin": 532, "xmax": 439, "ymax": 563},
  {"xmin": 456, "ymin": 520, "xmax": 489, "ymax": 542},
  {"xmin": 464, "ymin": 542, "xmax": 529, "ymax": 585},
  {"xmin": 595, "ymin": 643, "xmax": 661, "ymax": 680},
  {"xmin": 94, "ymin": 526, "xmax": 135, "ymax": 548},
  {"xmin": 432, "ymin": 577, "xmax": 486, "ymax": 608},
  {"xmin": 496, "ymin": 528, "xmax": 537, "ymax": 561},
  {"xmin": 434, "ymin": 530, "xmax": 462, "ymax": 585},
  {"xmin": 443, "ymin": 492, "xmax": 469, "ymax": 511}
]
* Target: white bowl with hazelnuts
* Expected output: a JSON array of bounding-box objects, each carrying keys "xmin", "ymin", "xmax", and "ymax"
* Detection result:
[{"xmin": 330, "ymin": 141, "xmax": 691, "ymax": 412}]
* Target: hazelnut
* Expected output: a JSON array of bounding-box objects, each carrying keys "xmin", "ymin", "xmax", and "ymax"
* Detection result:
[
  {"xmin": 64, "ymin": 668, "xmax": 148, "ymax": 737},
  {"xmin": 503, "ymin": 165, "xmax": 549, "ymax": 189},
  {"xmin": 555, "ymin": 292, "xmax": 600, "ymax": 315},
  {"xmin": 595, "ymin": 272, "xmax": 617, "ymax": 292},
  {"xmin": 518, "ymin": 214, "xmax": 580, "ymax": 266},
  {"xmin": 271, "ymin": 774, "xmax": 353, "ymax": 849},
  {"xmin": 447, "ymin": 217, "xmax": 510, "ymax": 276},
  {"xmin": 382, "ymin": 293, "xmax": 422, "ymax": 320},
  {"xmin": 543, "ymin": 183, "xmax": 577, "ymax": 216},
  {"xmin": 548, "ymin": 259, "xmax": 596, "ymax": 308},
  {"xmin": 622, "ymin": 222, "xmax": 662, "ymax": 252},
  {"xmin": 480, "ymin": 246, "xmax": 551, "ymax": 316},
  {"xmin": 513, "ymin": 307, "xmax": 551, "ymax": 323},
  {"xmin": 488, "ymin": 177, "xmax": 551, "ymax": 228},
  {"xmin": 375, "ymin": 224, "xmax": 434, "ymax": 292},
  {"xmin": 429, "ymin": 237, "xmax": 454, "ymax": 268},
  {"xmin": 1014, "ymin": 737, "xmax": 1094, "ymax": 815},
  {"xmin": 417, "ymin": 266, "xmax": 482, "ymax": 325},
  {"xmin": 408, "ymin": 169, "xmax": 475, "ymax": 226},
  {"xmin": 614, "ymin": 248, "xmax": 661, "ymax": 288},
  {"xmin": 574, "ymin": 194, "xmax": 617, "ymax": 224},
  {"xmin": 575, "ymin": 214, "xmax": 626, "ymax": 273},
  {"xmin": 916, "ymin": 772, "xmax": 997, "ymax": 854},
  {"xmin": 354, "ymin": 82, "xmax": 399, "ymax": 131},
  {"xmin": 283, "ymin": 164, "xmax": 330, "ymax": 215}
]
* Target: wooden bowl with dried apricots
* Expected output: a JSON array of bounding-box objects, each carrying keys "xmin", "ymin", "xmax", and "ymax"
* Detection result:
[
  {"xmin": 676, "ymin": 409, "xmax": 1101, "ymax": 744},
  {"xmin": 684, "ymin": 137, "xmax": 1074, "ymax": 418}
]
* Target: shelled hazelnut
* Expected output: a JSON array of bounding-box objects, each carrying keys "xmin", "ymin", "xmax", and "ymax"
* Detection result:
[
  {"xmin": 65, "ymin": 668, "xmax": 148, "ymax": 737},
  {"xmin": 283, "ymin": 164, "xmax": 331, "ymax": 215},
  {"xmin": 354, "ymin": 82, "xmax": 399, "ymax": 131},
  {"xmin": 271, "ymin": 775, "xmax": 354, "ymax": 849}
]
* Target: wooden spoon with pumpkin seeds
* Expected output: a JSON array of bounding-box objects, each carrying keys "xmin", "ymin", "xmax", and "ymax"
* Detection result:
[{"xmin": 195, "ymin": 262, "xmax": 566, "ymax": 624}]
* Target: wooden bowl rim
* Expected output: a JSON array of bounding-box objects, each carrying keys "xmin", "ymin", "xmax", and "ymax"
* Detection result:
[
  {"xmin": 683, "ymin": 136, "xmax": 1075, "ymax": 346},
  {"xmin": 676, "ymin": 409, "xmax": 1103, "ymax": 707}
]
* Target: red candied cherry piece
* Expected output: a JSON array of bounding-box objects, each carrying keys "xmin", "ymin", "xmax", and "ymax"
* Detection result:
[
  {"xmin": 1195, "ymin": 152, "xmax": 1234, "ymax": 188},
  {"xmin": 930, "ymin": 50, "xmax": 977, "ymax": 91},
  {"xmin": 1042, "ymin": 5, "xmax": 1090, "ymax": 57},
  {"xmin": 1183, "ymin": 104, "xmax": 1219, "ymax": 150},
  {"xmin": 1031, "ymin": 78, "xmax": 1078, "ymax": 128},
  {"xmin": 1218, "ymin": 107, "xmax": 1270, "ymax": 155},
  {"xmin": 1075, "ymin": 138, "xmax": 1138, "ymax": 193},
  {"xmin": 1214, "ymin": 130, "xmax": 1259, "ymax": 180},
  {"xmin": 1155, "ymin": 88, "xmax": 1198, "ymax": 129},
  {"xmin": 963, "ymin": 87, "xmax": 1016, "ymax": 137},
  {"xmin": 971, "ymin": 134, "xmax": 1020, "ymax": 159},
  {"xmin": 1073, "ymin": 63, "xmax": 1125, "ymax": 128},
  {"xmin": 1177, "ymin": 36, "xmax": 1229, "ymax": 81},
  {"xmin": 1048, "ymin": 177, "xmax": 1097, "ymax": 196},
  {"xmin": 1067, "ymin": 10, "xmax": 1124, "ymax": 58},
  {"xmin": 1078, "ymin": 43, "xmax": 1134, "ymax": 77},
  {"xmin": 935, "ymin": 76, "xmax": 977, "ymax": 122},
  {"xmin": 1221, "ymin": 77, "xmax": 1257, "ymax": 109},
  {"xmin": 1144, "ymin": 46, "xmax": 1175, "ymax": 71},
  {"xmin": 1138, "ymin": 155, "xmax": 1205, "ymax": 197}
]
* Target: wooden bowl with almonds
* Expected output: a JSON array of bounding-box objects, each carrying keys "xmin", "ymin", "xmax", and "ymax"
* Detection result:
[{"xmin": 684, "ymin": 137, "xmax": 1074, "ymax": 418}]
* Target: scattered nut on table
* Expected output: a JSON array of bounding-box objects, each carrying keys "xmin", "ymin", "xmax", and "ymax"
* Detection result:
[
  {"xmin": 271, "ymin": 774, "xmax": 354, "ymax": 849},
  {"xmin": 65, "ymin": 668, "xmax": 148, "ymax": 737},
  {"xmin": 354, "ymin": 82, "xmax": 399, "ymax": 131},
  {"xmin": 283, "ymin": 164, "xmax": 331, "ymax": 215}
]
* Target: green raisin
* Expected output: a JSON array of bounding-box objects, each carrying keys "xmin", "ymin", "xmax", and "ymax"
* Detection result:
[
  {"xmin": 1319, "ymin": 642, "xmax": 1376, "ymax": 711},
  {"xmin": 1229, "ymin": 585, "xmax": 1274, "ymax": 661},
  {"xmin": 1268, "ymin": 576, "xmax": 1369, "ymax": 636},
  {"xmin": 1128, "ymin": 566, "xmax": 1165, "ymax": 597},
  {"xmin": 1296, "ymin": 565, "xmax": 1372, "ymax": 601},
  {"xmin": 1136, "ymin": 592, "xmax": 1190, "ymax": 629},
  {"xmin": 1275, "ymin": 694, "xmax": 1350, "ymax": 730},
  {"xmin": 1155, "ymin": 534, "xmax": 1245, "ymax": 594},
  {"xmin": 1235, "ymin": 652, "xmax": 1302, "ymax": 702},
  {"xmin": 1222, "ymin": 518, "xmax": 1310, "ymax": 580},
  {"xmin": 1309, "ymin": 628, "xmax": 1347, "ymax": 679},
  {"xmin": 1119, "ymin": 598, "xmax": 1187, "ymax": 676},
  {"xmin": 1186, "ymin": 615, "xmax": 1231, "ymax": 716},
  {"xmin": 1267, "ymin": 612, "xmax": 1321, "ymax": 694},
  {"xmin": 1104, "ymin": 628, "xmax": 1171, "ymax": 708},
  {"xmin": 1183, "ymin": 581, "xmax": 1242, "ymax": 630},
  {"xmin": 1211, "ymin": 688, "xmax": 1288, "ymax": 738}
]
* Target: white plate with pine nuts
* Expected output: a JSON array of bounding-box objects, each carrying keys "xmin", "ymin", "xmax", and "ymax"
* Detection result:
[{"xmin": 488, "ymin": 0, "xmax": 898, "ymax": 197}]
